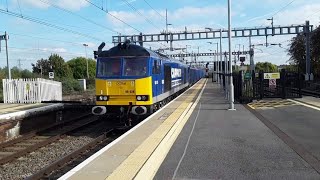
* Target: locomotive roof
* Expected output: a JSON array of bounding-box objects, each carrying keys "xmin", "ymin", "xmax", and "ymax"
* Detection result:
[
  {"xmin": 97, "ymin": 43, "xmax": 191, "ymax": 67},
  {"xmin": 98, "ymin": 43, "xmax": 163, "ymax": 58}
]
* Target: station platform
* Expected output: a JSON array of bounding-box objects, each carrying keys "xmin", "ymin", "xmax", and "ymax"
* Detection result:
[
  {"xmin": 0, "ymin": 103, "xmax": 63, "ymax": 122},
  {"xmin": 60, "ymin": 79, "xmax": 320, "ymax": 180}
]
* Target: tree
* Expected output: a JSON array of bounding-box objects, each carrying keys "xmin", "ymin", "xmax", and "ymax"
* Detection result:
[
  {"xmin": 31, "ymin": 58, "xmax": 51, "ymax": 75},
  {"xmin": 255, "ymin": 62, "xmax": 278, "ymax": 72},
  {"xmin": 49, "ymin": 54, "xmax": 72, "ymax": 78},
  {"xmin": 31, "ymin": 54, "xmax": 72, "ymax": 79},
  {"xmin": 288, "ymin": 34, "xmax": 306, "ymax": 72},
  {"xmin": 288, "ymin": 26, "xmax": 320, "ymax": 77},
  {"xmin": 67, "ymin": 57, "xmax": 96, "ymax": 79}
]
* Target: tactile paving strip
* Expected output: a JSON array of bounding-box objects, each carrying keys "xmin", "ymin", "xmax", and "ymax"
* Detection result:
[{"xmin": 247, "ymin": 99, "xmax": 298, "ymax": 109}]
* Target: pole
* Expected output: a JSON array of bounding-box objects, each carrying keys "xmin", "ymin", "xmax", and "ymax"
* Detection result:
[
  {"xmin": 83, "ymin": 44, "xmax": 89, "ymax": 79},
  {"xmin": 228, "ymin": 0, "xmax": 235, "ymax": 110},
  {"xmin": 249, "ymin": 36, "xmax": 254, "ymax": 72},
  {"xmin": 5, "ymin": 32, "xmax": 11, "ymax": 79},
  {"xmin": 216, "ymin": 43, "xmax": 220, "ymax": 83},
  {"xmin": 214, "ymin": 50, "xmax": 217, "ymax": 80},
  {"xmin": 305, "ymin": 20, "xmax": 311, "ymax": 80},
  {"xmin": 217, "ymin": 41, "xmax": 220, "ymax": 84},
  {"xmin": 166, "ymin": 9, "xmax": 168, "ymax": 34}
]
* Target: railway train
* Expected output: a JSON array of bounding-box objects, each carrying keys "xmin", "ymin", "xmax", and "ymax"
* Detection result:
[{"xmin": 91, "ymin": 41, "xmax": 204, "ymax": 122}]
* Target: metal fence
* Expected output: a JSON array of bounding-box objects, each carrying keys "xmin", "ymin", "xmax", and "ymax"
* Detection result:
[
  {"xmin": 2, "ymin": 78, "xmax": 62, "ymax": 103},
  {"xmin": 233, "ymin": 69, "xmax": 302, "ymax": 103}
]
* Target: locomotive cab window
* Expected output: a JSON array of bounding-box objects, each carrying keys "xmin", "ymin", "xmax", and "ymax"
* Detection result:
[
  {"xmin": 123, "ymin": 58, "xmax": 148, "ymax": 76},
  {"xmin": 97, "ymin": 58, "xmax": 121, "ymax": 77},
  {"xmin": 152, "ymin": 60, "xmax": 161, "ymax": 74}
]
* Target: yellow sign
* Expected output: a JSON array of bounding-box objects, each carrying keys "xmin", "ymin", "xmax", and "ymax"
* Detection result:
[{"xmin": 264, "ymin": 73, "xmax": 280, "ymax": 79}]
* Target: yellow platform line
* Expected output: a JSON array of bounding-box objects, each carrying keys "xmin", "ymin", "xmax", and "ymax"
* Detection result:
[{"xmin": 105, "ymin": 79, "xmax": 207, "ymax": 180}]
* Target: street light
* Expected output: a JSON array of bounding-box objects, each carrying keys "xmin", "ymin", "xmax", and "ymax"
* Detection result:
[
  {"xmin": 83, "ymin": 43, "xmax": 89, "ymax": 79},
  {"xmin": 228, "ymin": 0, "xmax": 235, "ymax": 110}
]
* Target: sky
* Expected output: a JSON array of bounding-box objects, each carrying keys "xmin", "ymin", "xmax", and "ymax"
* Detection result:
[{"xmin": 0, "ymin": 0, "xmax": 320, "ymax": 70}]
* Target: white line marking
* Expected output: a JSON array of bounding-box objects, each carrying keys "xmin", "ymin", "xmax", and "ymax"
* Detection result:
[
  {"xmin": 58, "ymin": 81, "xmax": 203, "ymax": 180},
  {"xmin": 134, "ymin": 79, "xmax": 207, "ymax": 180},
  {"xmin": 172, "ymin": 103, "xmax": 202, "ymax": 180},
  {"xmin": 289, "ymin": 99, "xmax": 320, "ymax": 111}
]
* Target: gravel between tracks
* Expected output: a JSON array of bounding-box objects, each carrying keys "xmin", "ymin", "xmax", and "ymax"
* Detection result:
[{"xmin": 0, "ymin": 135, "xmax": 95, "ymax": 180}]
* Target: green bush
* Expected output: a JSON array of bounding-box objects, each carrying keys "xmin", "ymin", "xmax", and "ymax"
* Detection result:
[
  {"xmin": 0, "ymin": 87, "xmax": 3, "ymax": 102},
  {"xmin": 61, "ymin": 78, "xmax": 83, "ymax": 95},
  {"xmin": 86, "ymin": 78, "xmax": 95, "ymax": 90}
]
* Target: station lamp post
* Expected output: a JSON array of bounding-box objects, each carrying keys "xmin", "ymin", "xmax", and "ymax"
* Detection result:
[
  {"xmin": 83, "ymin": 44, "xmax": 89, "ymax": 79},
  {"xmin": 228, "ymin": 0, "xmax": 235, "ymax": 110}
]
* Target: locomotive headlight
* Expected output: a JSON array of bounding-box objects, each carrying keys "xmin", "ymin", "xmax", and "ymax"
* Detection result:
[
  {"xmin": 97, "ymin": 95, "xmax": 108, "ymax": 101},
  {"xmin": 136, "ymin": 95, "xmax": 148, "ymax": 101}
]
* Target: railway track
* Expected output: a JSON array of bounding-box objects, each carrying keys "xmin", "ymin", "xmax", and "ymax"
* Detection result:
[
  {"xmin": 27, "ymin": 128, "xmax": 118, "ymax": 180},
  {"xmin": 0, "ymin": 114, "xmax": 96, "ymax": 165},
  {"xmin": 0, "ymin": 112, "xmax": 128, "ymax": 180}
]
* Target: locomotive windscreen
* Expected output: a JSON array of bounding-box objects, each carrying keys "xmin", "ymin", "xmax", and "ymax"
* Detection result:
[
  {"xmin": 123, "ymin": 58, "xmax": 147, "ymax": 76},
  {"xmin": 97, "ymin": 58, "xmax": 121, "ymax": 77},
  {"xmin": 96, "ymin": 57, "xmax": 148, "ymax": 78}
]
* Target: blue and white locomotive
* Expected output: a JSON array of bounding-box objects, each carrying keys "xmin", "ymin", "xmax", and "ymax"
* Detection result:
[{"xmin": 92, "ymin": 41, "xmax": 204, "ymax": 117}]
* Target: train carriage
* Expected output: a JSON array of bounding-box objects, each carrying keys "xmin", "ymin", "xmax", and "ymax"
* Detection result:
[{"xmin": 92, "ymin": 42, "xmax": 204, "ymax": 120}]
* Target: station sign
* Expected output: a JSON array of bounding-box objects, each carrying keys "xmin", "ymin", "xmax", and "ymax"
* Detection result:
[
  {"xmin": 264, "ymin": 73, "xmax": 280, "ymax": 79},
  {"xmin": 244, "ymin": 72, "xmax": 251, "ymax": 79},
  {"xmin": 269, "ymin": 79, "xmax": 277, "ymax": 88},
  {"xmin": 49, "ymin": 72, "xmax": 54, "ymax": 79}
]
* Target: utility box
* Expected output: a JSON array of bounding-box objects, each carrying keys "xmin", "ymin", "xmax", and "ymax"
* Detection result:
[{"xmin": 78, "ymin": 79, "xmax": 87, "ymax": 91}]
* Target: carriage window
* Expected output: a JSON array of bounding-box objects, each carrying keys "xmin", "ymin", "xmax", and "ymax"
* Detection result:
[
  {"xmin": 123, "ymin": 58, "xmax": 148, "ymax": 76},
  {"xmin": 97, "ymin": 58, "xmax": 121, "ymax": 77}
]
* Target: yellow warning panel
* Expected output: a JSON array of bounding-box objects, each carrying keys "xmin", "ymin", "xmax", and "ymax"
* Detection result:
[
  {"xmin": 264, "ymin": 73, "xmax": 280, "ymax": 79},
  {"xmin": 248, "ymin": 99, "xmax": 297, "ymax": 109}
]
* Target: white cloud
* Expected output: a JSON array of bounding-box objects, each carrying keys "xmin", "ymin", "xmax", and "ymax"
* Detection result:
[
  {"xmin": 18, "ymin": 0, "xmax": 89, "ymax": 11},
  {"xmin": 56, "ymin": 0, "xmax": 89, "ymax": 11},
  {"xmin": 107, "ymin": 5, "xmax": 227, "ymax": 30},
  {"xmin": 19, "ymin": 0, "xmax": 50, "ymax": 9},
  {"xmin": 170, "ymin": 6, "xmax": 227, "ymax": 20},
  {"xmin": 40, "ymin": 47, "xmax": 67, "ymax": 53}
]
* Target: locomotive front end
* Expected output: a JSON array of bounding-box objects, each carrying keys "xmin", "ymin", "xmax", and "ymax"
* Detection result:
[{"xmin": 93, "ymin": 76, "xmax": 153, "ymax": 116}]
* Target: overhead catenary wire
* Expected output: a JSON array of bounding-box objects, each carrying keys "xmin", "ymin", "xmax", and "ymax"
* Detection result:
[
  {"xmin": 5, "ymin": 0, "xmax": 8, "ymax": 11},
  {"xmin": 0, "ymin": 30, "xmax": 100, "ymax": 50},
  {"xmin": 39, "ymin": 0, "xmax": 120, "ymax": 35},
  {"xmin": 121, "ymin": 0, "xmax": 162, "ymax": 31},
  {"xmin": 142, "ymin": 0, "xmax": 165, "ymax": 20},
  {"xmin": 85, "ymin": 0, "xmax": 171, "ymax": 49},
  {"xmin": 16, "ymin": 0, "xmax": 22, "ymax": 16},
  {"xmin": 271, "ymin": 0, "xmax": 296, "ymax": 18},
  {"xmin": 0, "ymin": 9, "xmax": 106, "ymax": 42},
  {"xmin": 1, "ymin": 46, "xmax": 87, "ymax": 56},
  {"xmin": 84, "ymin": 0, "xmax": 141, "ymax": 33},
  {"xmin": 120, "ymin": 0, "xmax": 170, "ymax": 49}
]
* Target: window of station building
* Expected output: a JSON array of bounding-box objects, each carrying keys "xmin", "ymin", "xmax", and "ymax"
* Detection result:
[
  {"xmin": 97, "ymin": 58, "xmax": 121, "ymax": 77},
  {"xmin": 123, "ymin": 58, "xmax": 148, "ymax": 76},
  {"xmin": 152, "ymin": 60, "xmax": 161, "ymax": 74}
]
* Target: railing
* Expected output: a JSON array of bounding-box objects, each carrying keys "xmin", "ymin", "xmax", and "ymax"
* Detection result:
[
  {"xmin": 232, "ymin": 70, "xmax": 303, "ymax": 103},
  {"xmin": 2, "ymin": 78, "xmax": 62, "ymax": 103}
]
